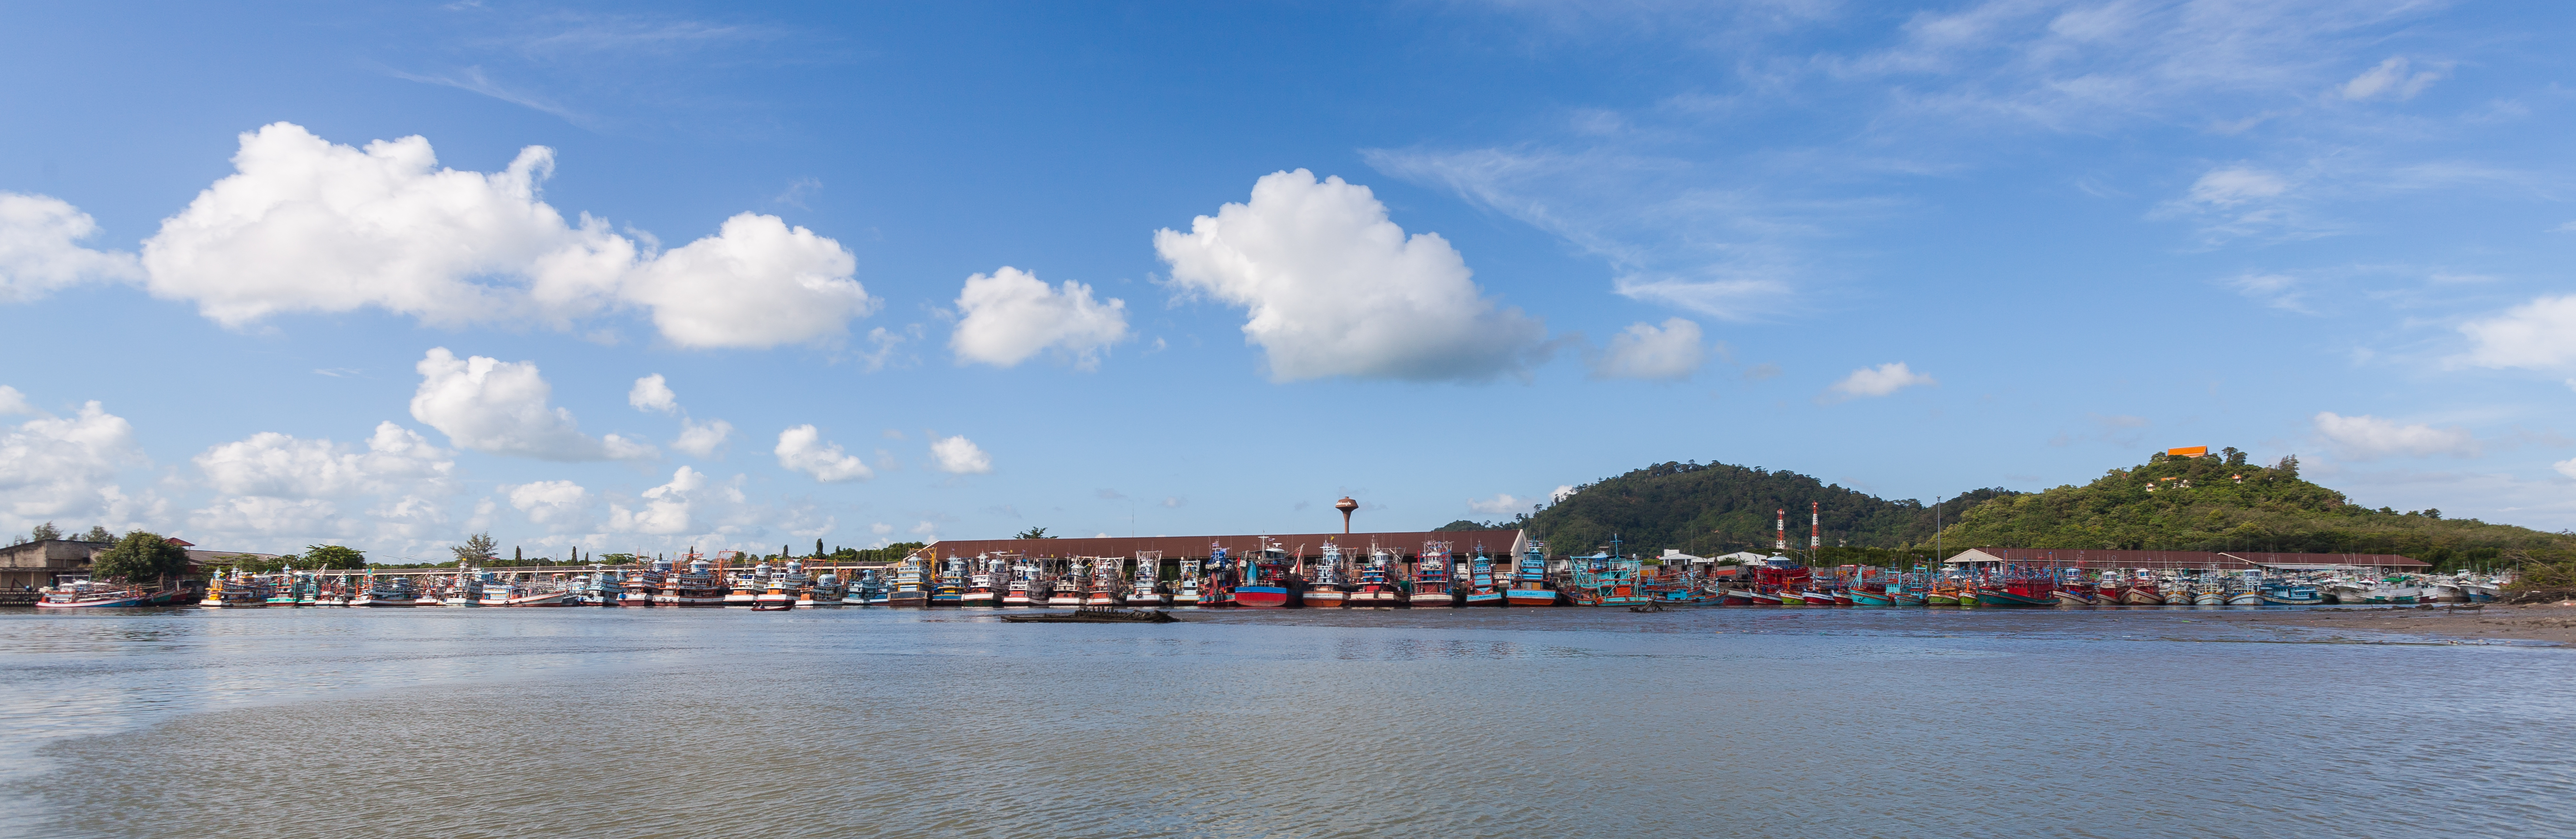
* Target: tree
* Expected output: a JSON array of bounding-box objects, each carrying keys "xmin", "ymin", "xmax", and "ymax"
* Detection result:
[
  {"xmin": 815, "ymin": 538, "xmax": 826, "ymax": 559},
  {"xmin": 79, "ymin": 525, "xmax": 114, "ymax": 542},
  {"xmin": 305, "ymin": 545, "xmax": 368, "ymax": 569},
  {"xmin": 26, "ymin": 522, "xmax": 60, "ymax": 543},
  {"xmin": 93, "ymin": 531, "xmax": 190, "ymax": 589},
  {"xmin": 1015, "ymin": 527, "xmax": 1055, "ymax": 540},
  {"xmin": 450, "ymin": 532, "xmax": 497, "ymax": 565}
]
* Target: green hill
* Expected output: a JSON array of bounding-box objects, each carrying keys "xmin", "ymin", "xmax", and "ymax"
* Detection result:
[
  {"xmin": 1439, "ymin": 449, "xmax": 2573, "ymax": 572},
  {"xmin": 1934, "ymin": 449, "xmax": 2571, "ymax": 567},
  {"xmin": 1436, "ymin": 460, "xmax": 2016, "ymax": 559}
]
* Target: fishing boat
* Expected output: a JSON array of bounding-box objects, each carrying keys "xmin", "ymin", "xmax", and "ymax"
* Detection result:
[
  {"xmin": 1301, "ymin": 543, "xmax": 1351, "ymax": 608},
  {"xmin": 569, "ymin": 570, "xmax": 618, "ymax": 606},
  {"xmin": 1505, "ymin": 541, "xmax": 1558, "ymax": 606},
  {"xmin": 1232, "ymin": 540, "xmax": 1296, "ymax": 608},
  {"xmin": 754, "ymin": 571, "xmax": 798, "ymax": 609},
  {"xmin": 2051, "ymin": 569, "xmax": 2095, "ymax": 605},
  {"xmin": 1082, "ymin": 557, "xmax": 1127, "ymax": 607},
  {"xmin": 1045, "ymin": 558, "xmax": 1087, "ymax": 607},
  {"xmin": 1348, "ymin": 546, "xmax": 1406, "ymax": 607},
  {"xmin": 1846, "ymin": 584, "xmax": 1893, "ymax": 606},
  {"xmin": 653, "ymin": 556, "xmax": 729, "ymax": 606},
  {"xmin": 370, "ymin": 574, "xmax": 427, "ymax": 606},
  {"xmin": 930, "ymin": 556, "xmax": 968, "ymax": 606},
  {"xmin": 963, "ymin": 555, "xmax": 1005, "ymax": 607},
  {"xmin": 1173, "ymin": 548, "xmax": 1211, "ymax": 606},
  {"xmin": 2120, "ymin": 573, "xmax": 2163, "ymax": 605},
  {"xmin": 1408, "ymin": 541, "xmax": 1458, "ymax": 607},
  {"xmin": 846, "ymin": 569, "xmax": 888, "ymax": 605},
  {"xmin": 1003, "ymin": 555, "xmax": 1041, "ymax": 606},
  {"xmin": 1193, "ymin": 545, "xmax": 1241, "ymax": 606},
  {"xmin": 1972, "ymin": 564, "xmax": 2059, "ymax": 606},
  {"xmin": 1577, "ymin": 546, "xmax": 1652, "ymax": 607},
  {"xmin": 1462, "ymin": 546, "xmax": 1504, "ymax": 606},
  {"xmin": 804, "ymin": 568, "xmax": 846, "ymax": 607},
  {"xmin": 1886, "ymin": 572, "xmax": 1926, "ymax": 606},
  {"xmin": 886, "ymin": 553, "xmax": 932, "ymax": 608},
  {"xmin": 617, "ymin": 559, "xmax": 662, "ymax": 606},
  {"xmin": 2260, "ymin": 580, "xmax": 2321, "ymax": 605},
  {"xmin": 725, "ymin": 562, "xmax": 765, "ymax": 607},
  {"xmin": 37, "ymin": 579, "xmax": 170, "ymax": 608},
  {"xmin": 1128, "ymin": 550, "xmax": 1171, "ymax": 606}
]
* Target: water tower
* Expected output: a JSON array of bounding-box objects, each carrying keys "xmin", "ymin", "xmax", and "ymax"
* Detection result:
[{"xmin": 1335, "ymin": 496, "xmax": 1358, "ymax": 534}]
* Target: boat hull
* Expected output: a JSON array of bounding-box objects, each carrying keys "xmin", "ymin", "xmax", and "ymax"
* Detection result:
[
  {"xmin": 1233, "ymin": 585, "xmax": 1292, "ymax": 608},
  {"xmin": 1505, "ymin": 589, "xmax": 1557, "ymax": 606}
]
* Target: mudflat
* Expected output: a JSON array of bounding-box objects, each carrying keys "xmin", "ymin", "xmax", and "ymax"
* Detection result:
[{"xmin": 2203, "ymin": 602, "xmax": 2576, "ymax": 644}]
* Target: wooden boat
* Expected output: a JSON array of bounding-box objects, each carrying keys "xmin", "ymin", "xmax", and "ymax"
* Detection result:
[
  {"xmin": 930, "ymin": 556, "xmax": 968, "ymax": 606},
  {"xmin": 1301, "ymin": 543, "xmax": 1351, "ymax": 608},
  {"xmin": 963, "ymin": 555, "xmax": 1004, "ymax": 606},
  {"xmin": 1174, "ymin": 547, "xmax": 1213, "ymax": 606},
  {"xmin": 1231, "ymin": 540, "xmax": 1296, "ymax": 608},
  {"xmin": 1127, "ymin": 550, "xmax": 1171, "ymax": 606},
  {"xmin": 1847, "ymin": 588, "xmax": 1893, "ymax": 606},
  {"xmin": 1504, "ymin": 540, "xmax": 1558, "ymax": 606},
  {"xmin": 37, "ymin": 580, "xmax": 169, "ymax": 608},
  {"xmin": 1462, "ymin": 546, "xmax": 1504, "ymax": 606},
  {"xmin": 358, "ymin": 574, "xmax": 422, "ymax": 606},
  {"xmin": 1348, "ymin": 546, "xmax": 1406, "ymax": 607},
  {"xmin": 1972, "ymin": 568, "xmax": 2058, "ymax": 606},
  {"xmin": 1000, "ymin": 607, "xmax": 1177, "ymax": 623},
  {"xmin": 754, "ymin": 575, "xmax": 798, "ymax": 610},
  {"xmin": 1408, "ymin": 541, "xmax": 1458, "ymax": 606},
  {"xmin": 1044, "ymin": 557, "xmax": 1087, "ymax": 607},
  {"xmin": 886, "ymin": 553, "xmax": 932, "ymax": 608},
  {"xmin": 1082, "ymin": 556, "xmax": 1127, "ymax": 607},
  {"xmin": 1003, "ymin": 555, "xmax": 1041, "ymax": 606},
  {"xmin": 652, "ymin": 556, "xmax": 729, "ymax": 606},
  {"xmin": 803, "ymin": 568, "xmax": 846, "ymax": 607},
  {"xmin": 723, "ymin": 562, "xmax": 764, "ymax": 607},
  {"xmin": 2260, "ymin": 581, "xmax": 2322, "ymax": 606},
  {"xmin": 620, "ymin": 561, "xmax": 663, "ymax": 606}
]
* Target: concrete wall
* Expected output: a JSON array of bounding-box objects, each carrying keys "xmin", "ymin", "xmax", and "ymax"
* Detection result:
[{"xmin": 0, "ymin": 540, "xmax": 109, "ymax": 590}]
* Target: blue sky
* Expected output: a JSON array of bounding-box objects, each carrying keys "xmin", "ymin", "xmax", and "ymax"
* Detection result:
[{"xmin": 3, "ymin": 0, "xmax": 2573, "ymax": 560}]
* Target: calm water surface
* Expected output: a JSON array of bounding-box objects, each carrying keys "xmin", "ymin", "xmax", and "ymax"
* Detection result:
[{"xmin": 4, "ymin": 606, "xmax": 2569, "ymax": 839}]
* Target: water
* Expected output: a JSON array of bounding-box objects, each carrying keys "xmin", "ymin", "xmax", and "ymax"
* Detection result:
[{"xmin": 5, "ymin": 606, "xmax": 2570, "ymax": 839}]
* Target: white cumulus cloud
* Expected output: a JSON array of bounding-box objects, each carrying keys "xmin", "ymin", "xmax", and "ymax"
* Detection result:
[
  {"xmin": 0, "ymin": 386, "xmax": 32, "ymax": 415},
  {"xmin": 1588, "ymin": 317, "xmax": 1707, "ymax": 380},
  {"xmin": 0, "ymin": 399, "xmax": 153, "ymax": 531},
  {"xmin": 2456, "ymin": 295, "xmax": 2576, "ymax": 371},
  {"xmin": 0, "ymin": 192, "xmax": 142, "ymax": 302},
  {"xmin": 1467, "ymin": 493, "xmax": 1531, "ymax": 515},
  {"xmin": 1153, "ymin": 169, "xmax": 1548, "ymax": 382},
  {"xmin": 505, "ymin": 480, "xmax": 595, "ymax": 531},
  {"xmin": 608, "ymin": 466, "xmax": 705, "ymax": 535},
  {"xmin": 929, "ymin": 435, "xmax": 992, "ymax": 474},
  {"xmin": 949, "ymin": 266, "xmax": 1129, "ymax": 369},
  {"xmin": 2313, "ymin": 412, "xmax": 2478, "ymax": 460},
  {"xmin": 1825, "ymin": 362, "xmax": 1936, "ymax": 401},
  {"xmin": 629, "ymin": 374, "xmax": 678, "ymax": 413},
  {"xmin": 775, "ymin": 425, "xmax": 873, "ymax": 482},
  {"xmin": 673, "ymin": 418, "xmax": 733, "ymax": 457},
  {"xmin": 188, "ymin": 422, "xmax": 459, "ymax": 544},
  {"xmin": 410, "ymin": 348, "xmax": 654, "ymax": 461},
  {"xmin": 133, "ymin": 123, "xmax": 874, "ymax": 347}
]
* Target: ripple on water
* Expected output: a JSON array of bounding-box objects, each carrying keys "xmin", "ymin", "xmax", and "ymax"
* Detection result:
[{"xmin": 4, "ymin": 607, "xmax": 2573, "ymax": 839}]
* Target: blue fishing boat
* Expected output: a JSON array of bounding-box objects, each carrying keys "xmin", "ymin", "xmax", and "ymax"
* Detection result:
[
  {"xmin": 2259, "ymin": 581, "xmax": 2322, "ymax": 605},
  {"xmin": 1233, "ymin": 539, "xmax": 1296, "ymax": 608},
  {"xmin": 1462, "ymin": 546, "xmax": 1504, "ymax": 606},
  {"xmin": 1506, "ymin": 540, "xmax": 1558, "ymax": 606}
]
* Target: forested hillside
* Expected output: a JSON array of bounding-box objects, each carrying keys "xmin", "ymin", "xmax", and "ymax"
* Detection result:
[
  {"xmin": 1436, "ymin": 460, "xmax": 2015, "ymax": 558},
  {"xmin": 1934, "ymin": 449, "xmax": 2571, "ymax": 566},
  {"xmin": 1440, "ymin": 449, "xmax": 2573, "ymax": 572}
]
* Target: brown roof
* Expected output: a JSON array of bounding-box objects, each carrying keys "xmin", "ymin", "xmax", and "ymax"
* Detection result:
[
  {"xmin": 1959, "ymin": 548, "xmax": 2426, "ymax": 570},
  {"xmin": 929, "ymin": 529, "xmax": 1526, "ymax": 561}
]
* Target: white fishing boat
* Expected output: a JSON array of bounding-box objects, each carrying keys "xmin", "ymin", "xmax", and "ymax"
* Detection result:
[
  {"xmin": 1128, "ymin": 550, "xmax": 1170, "ymax": 606},
  {"xmin": 1046, "ymin": 558, "xmax": 1087, "ymax": 607}
]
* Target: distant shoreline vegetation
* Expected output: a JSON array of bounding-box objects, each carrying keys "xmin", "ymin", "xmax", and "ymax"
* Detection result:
[{"xmin": 1443, "ymin": 449, "xmax": 2574, "ymax": 574}]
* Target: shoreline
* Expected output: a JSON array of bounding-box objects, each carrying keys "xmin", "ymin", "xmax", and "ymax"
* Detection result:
[{"xmin": 2198, "ymin": 601, "xmax": 2576, "ymax": 645}]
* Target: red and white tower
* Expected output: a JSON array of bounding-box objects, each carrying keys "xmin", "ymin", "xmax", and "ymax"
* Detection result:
[
  {"xmin": 1774, "ymin": 509, "xmax": 1786, "ymax": 551},
  {"xmin": 1810, "ymin": 502, "xmax": 1821, "ymax": 552}
]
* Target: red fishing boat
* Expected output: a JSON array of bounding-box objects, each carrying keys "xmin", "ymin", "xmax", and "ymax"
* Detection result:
[{"xmin": 1230, "ymin": 539, "xmax": 1296, "ymax": 608}]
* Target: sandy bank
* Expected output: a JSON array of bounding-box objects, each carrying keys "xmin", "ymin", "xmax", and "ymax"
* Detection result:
[{"xmin": 2201, "ymin": 601, "xmax": 2576, "ymax": 645}]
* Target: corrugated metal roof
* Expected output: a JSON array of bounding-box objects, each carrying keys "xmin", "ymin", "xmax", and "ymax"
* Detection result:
[{"xmin": 928, "ymin": 529, "xmax": 1526, "ymax": 560}]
